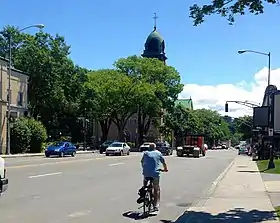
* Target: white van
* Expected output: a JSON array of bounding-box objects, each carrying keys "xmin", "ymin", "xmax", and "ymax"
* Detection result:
[{"xmin": 0, "ymin": 157, "xmax": 8, "ymax": 194}]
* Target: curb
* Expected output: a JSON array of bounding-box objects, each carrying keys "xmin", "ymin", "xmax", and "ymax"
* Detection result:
[
  {"xmin": 1, "ymin": 150, "xmax": 94, "ymax": 158},
  {"xmin": 180, "ymin": 158, "xmax": 236, "ymax": 223},
  {"xmin": 190, "ymin": 158, "xmax": 236, "ymax": 209}
]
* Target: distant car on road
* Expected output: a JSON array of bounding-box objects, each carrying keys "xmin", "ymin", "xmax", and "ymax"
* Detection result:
[
  {"xmin": 106, "ymin": 142, "xmax": 130, "ymax": 156},
  {"xmin": 0, "ymin": 156, "xmax": 8, "ymax": 194},
  {"xmin": 139, "ymin": 142, "xmax": 152, "ymax": 152},
  {"xmin": 45, "ymin": 141, "xmax": 77, "ymax": 157},
  {"xmin": 99, "ymin": 140, "xmax": 117, "ymax": 154},
  {"xmin": 238, "ymin": 146, "xmax": 248, "ymax": 155},
  {"xmin": 156, "ymin": 142, "xmax": 172, "ymax": 156}
]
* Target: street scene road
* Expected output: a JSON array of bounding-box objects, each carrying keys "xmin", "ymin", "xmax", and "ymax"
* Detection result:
[{"xmin": 0, "ymin": 150, "xmax": 236, "ymax": 223}]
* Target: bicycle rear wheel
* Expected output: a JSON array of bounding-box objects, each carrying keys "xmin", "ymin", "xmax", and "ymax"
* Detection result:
[{"xmin": 143, "ymin": 190, "xmax": 152, "ymax": 215}]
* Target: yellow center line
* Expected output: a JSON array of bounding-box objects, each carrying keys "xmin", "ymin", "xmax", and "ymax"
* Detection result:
[{"xmin": 7, "ymin": 154, "xmax": 139, "ymax": 169}]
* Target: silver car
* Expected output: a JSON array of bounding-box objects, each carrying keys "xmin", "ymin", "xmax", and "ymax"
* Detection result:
[{"xmin": 106, "ymin": 142, "xmax": 130, "ymax": 156}]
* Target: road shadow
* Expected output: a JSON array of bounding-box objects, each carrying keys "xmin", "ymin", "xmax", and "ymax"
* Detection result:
[
  {"xmin": 160, "ymin": 208, "xmax": 277, "ymax": 223},
  {"xmin": 237, "ymin": 170, "xmax": 262, "ymax": 173},
  {"xmin": 237, "ymin": 169, "xmax": 268, "ymax": 173},
  {"xmin": 122, "ymin": 210, "xmax": 157, "ymax": 220}
]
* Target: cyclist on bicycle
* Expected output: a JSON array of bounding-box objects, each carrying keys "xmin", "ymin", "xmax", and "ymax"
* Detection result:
[{"xmin": 138, "ymin": 142, "xmax": 168, "ymax": 212}]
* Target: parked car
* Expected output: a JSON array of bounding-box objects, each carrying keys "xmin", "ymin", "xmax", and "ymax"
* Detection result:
[
  {"xmin": 106, "ymin": 142, "xmax": 130, "ymax": 156},
  {"xmin": 139, "ymin": 142, "xmax": 152, "ymax": 152},
  {"xmin": 156, "ymin": 142, "xmax": 172, "ymax": 156},
  {"xmin": 238, "ymin": 146, "xmax": 248, "ymax": 155},
  {"xmin": 99, "ymin": 140, "xmax": 117, "ymax": 154},
  {"xmin": 45, "ymin": 141, "xmax": 77, "ymax": 157},
  {"xmin": 0, "ymin": 156, "xmax": 8, "ymax": 194}
]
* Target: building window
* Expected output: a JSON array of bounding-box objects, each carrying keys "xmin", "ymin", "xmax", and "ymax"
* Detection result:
[{"xmin": 18, "ymin": 92, "xmax": 23, "ymax": 106}]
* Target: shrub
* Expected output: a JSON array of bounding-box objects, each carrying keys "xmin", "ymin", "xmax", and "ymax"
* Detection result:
[
  {"xmin": 59, "ymin": 135, "xmax": 72, "ymax": 142},
  {"xmin": 27, "ymin": 118, "xmax": 47, "ymax": 153},
  {"xmin": 10, "ymin": 117, "xmax": 47, "ymax": 154},
  {"xmin": 11, "ymin": 118, "xmax": 32, "ymax": 154},
  {"xmin": 127, "ymin": 142, "xmax": 135, "ymax": 148}
]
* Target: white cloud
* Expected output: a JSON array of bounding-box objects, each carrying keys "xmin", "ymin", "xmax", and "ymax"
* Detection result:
[{"xmin": 179, "ymin": 67, "xmax": 280, "ymax": 117}]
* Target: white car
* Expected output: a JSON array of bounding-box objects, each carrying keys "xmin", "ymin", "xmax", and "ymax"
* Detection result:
[
  {"xmin": 0, "ymin": 157, "xmax": 8, "ymax": 194},
  {"xmin": 106, "ymin": 142, "xmax": 130, "ymax": 156},
  {"xmin": 139, "ymin": 142, "xmax": 152, "ymax": 152}
]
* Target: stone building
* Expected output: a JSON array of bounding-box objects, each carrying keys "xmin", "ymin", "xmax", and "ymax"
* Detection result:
[{"xmin": 0, "ymin": 57, "xmax": 28, "ymax": 154}]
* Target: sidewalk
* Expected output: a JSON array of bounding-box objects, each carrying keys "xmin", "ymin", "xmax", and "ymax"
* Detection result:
[
  {"xmin": 0, "ymin": 150, "xmax": 94, "ymax": 158},
  {"xmin": 175, "ymin": 155, "xmax": 279, "ymax": 222}
]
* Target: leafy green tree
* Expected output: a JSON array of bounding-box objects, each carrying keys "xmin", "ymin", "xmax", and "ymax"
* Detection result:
[
  {"xmin": 83, "ymin": 69, "xmax": 116, "ymax": 142},
  {"xmin": 194, "ymin": 109, "xmax": 230, "ymax": 145},
  {"xmin": 231, "ymin": 132, "xmax": 243, "ymax": 146},
  {"xmin": 114, "ymin": 56, "xmax": 183, "ymax": 144},
  {"xmin": 190, "ymin": 0, "xmax": 277, "ymax": 26},
  {"xmin": 83, "ymin": 69, "xmax": 147, "ymax": 141},
  {"xmin": 233, "ymin": 115, "xmax": 253, "ymax": 140},
  {"xmin": 164, "ymin": 105, "xmax": 202, "ymax": 145},
  {"xmin": 0, "ymin": 26, "xmax": 87, "ymax": 141},
  {"xmin": 0, "ymin": 25, "xmax": 27, "ymax": 61}
]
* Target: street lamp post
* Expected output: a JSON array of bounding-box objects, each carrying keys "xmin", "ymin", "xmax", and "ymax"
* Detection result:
[
  {"xmin": 238, "ymin": 50, "xmax": 271, "ymax": 86},
  {"xmin": 238, "ymin": 49, "xmax": 273, "ymax": 168},
  {"xmin": 6, "ymin": 24, "xmax": 44, "ymax": 155}
]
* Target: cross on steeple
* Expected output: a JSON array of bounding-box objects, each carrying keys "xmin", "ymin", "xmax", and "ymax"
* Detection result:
[{"xmin": 153, "ymin": 13, "xmax": 158, "ymax": 30}]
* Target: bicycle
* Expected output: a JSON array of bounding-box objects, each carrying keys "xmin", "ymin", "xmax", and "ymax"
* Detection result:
[{"xmin": 140, "ymin": 169, "xmax": 167, "ymax": 216}]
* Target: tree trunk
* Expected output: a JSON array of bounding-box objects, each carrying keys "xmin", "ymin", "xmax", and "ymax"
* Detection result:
[
  {"xmin": 99, "ymin": 119, "xmax": 112, "ymax": 143},
  {"xmin": 117, "ymin": 123, "xmax": 125, "ymax": 141},
  {"xmin": 113, "ymin": 117, "xmax": 126, "ymax": 142},
  {"xmin": 144, "ymin": 118, "xmax": 151, "ymax": 135},
  {"xmin": 113, "ymin": 112, "xmax": 135, "ymax": 142},
  {"xmin": 137, "ymin": 111, "xmax": 146, "ymax": 147}
]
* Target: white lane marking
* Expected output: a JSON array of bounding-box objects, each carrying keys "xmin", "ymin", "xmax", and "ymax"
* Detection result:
[
  {"xmin": 68, "ymin": 210, "xmax": 92, "ymax": 218},
  {"xmin": 109, "ymin": 162, "xmax": 124, "ymax": 167},
  {"xmin": 28, "ymin": 172, "xmax": 62, "ymax": 179},
  {"xmin": 165, "ymin": 202, "xmax": 176, "ymax": 207}
]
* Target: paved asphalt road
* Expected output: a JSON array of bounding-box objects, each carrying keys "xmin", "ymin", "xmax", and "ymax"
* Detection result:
[{"xmin": 0, "ymin": 150, "xmax": 236, "ymax": 223}]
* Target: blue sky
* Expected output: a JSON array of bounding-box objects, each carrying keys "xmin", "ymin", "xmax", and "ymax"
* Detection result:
[{"xmin": 1, "ymin": 0, "xmax": 279, "ymax": 87}]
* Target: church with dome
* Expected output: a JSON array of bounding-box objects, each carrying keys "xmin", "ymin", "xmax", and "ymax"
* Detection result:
[
  {"xmin": 106, "ymin": 14, "xmax": 193, "ymax": 145},
  {"xmin": 141, "ymin": 14, "xmax": 167, "ymax": 63}
]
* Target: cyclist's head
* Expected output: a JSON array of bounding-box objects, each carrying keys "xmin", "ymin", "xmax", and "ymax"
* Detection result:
[{"xmin": 148, "ymin": 143, "xmax": 156, "ymax": 151}]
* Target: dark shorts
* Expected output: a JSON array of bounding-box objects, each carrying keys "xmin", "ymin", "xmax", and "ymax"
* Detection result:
[{"xmin": 143, "ymin": 176, "xmax": 160, "ymax": 186}]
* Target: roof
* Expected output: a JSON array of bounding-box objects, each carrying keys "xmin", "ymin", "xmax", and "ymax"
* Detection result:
[
  {"xmin": 175, "ymin": 99, "xmax": 193, "ymax": 110},
  {"xmin": 142, "ymin": 28, "xmax": 166, "ymax": 59},
  {"xmin": 145, "ymin": 30, "xmax": 164, "ymax": 44},
  {"xmin": 0, "ymin": 56, "xmax": 29, "ymax": 76},
  {"xmin": 262, "ymin": 85, "xmax": 278, "ymax": 106},
  {"xmin": 0, "ymin": 56, "xmax": 8, "ymax": 62}
]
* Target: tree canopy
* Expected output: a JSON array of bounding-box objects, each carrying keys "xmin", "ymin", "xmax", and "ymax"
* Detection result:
[
  {"xmin": 0, "ymin": 24, "xmax": 251, "ymax": 153},
  {"xmin": 163, "ymin": 105, "xmax": 233, "ymax": 146},
  {"xmin": 190, "ymin": 0, "xmax": 277, "ymax": 26}
]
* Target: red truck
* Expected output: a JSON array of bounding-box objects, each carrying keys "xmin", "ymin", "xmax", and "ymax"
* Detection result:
[{"xmin": 176, "ymin": 134, "xmax": 207, "ymax": 158}]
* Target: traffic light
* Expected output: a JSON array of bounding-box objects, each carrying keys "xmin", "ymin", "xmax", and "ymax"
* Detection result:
[{"xmin": 225, "ymin": 103, "xmax": 229, "ymax": 112}]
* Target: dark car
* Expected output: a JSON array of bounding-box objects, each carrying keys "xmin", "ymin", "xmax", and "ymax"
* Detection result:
[
  {"xmin": 99, "ymin": 140, "xmax": 117, "ymax": 154},
  {"xmin": 156, "ymin": 142, "xmax": 172, "ymax": 156},
  {"xmin": 45, "ymin": 141, "xmax": 77, "ymax": 157}
]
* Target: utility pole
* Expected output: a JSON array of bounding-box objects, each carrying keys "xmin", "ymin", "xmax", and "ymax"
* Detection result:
[{"xmin": 78, "ymin": 110, "xmax": 89, "ymax": 151}]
